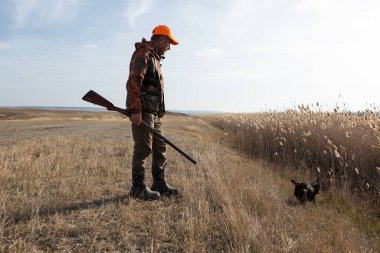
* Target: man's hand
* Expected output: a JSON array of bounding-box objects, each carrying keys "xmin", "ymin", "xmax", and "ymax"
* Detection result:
[{"xmin": 131, "ymin": 112, "xmax": 142, "ymax": 126}]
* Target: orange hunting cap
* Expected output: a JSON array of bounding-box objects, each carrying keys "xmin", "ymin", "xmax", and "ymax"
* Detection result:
[{"xmin": 152, "ymin": 25, "xmax": 179, "ymax": 45}]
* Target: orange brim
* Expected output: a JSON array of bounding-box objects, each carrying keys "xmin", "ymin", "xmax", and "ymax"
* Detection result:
[{"xmin": 169, "ymin": 34, "xmax": 179, "ymax": 45}]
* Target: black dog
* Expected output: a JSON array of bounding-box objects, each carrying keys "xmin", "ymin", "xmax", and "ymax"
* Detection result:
[{"xmin": 291, "ymin": 179, "xmax": 320, "ymax": 204}]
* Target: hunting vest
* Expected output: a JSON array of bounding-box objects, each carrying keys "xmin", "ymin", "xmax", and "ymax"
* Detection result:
[{"xmin": 141, "ymin": 51, "xmax": 165, "ymax": 117}]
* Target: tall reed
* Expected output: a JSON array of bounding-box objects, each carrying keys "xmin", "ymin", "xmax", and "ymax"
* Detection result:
[{"xmin": 205, "ymin": 106, "xmax": 380, "ymax": 207}]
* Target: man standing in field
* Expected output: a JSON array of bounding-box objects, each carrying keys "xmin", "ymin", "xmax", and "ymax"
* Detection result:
[{"xmin": 126, "ymin": 25, "xmax": 180, "ymax": 200}]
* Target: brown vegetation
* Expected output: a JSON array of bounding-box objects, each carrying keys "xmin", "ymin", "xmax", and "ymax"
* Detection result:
[
  {"xmin": 0, "ymin": 109, "xmax": 378, "ymax": 252},
  {"xmin": 203, "ymin": 107, "xmax": 380, "ymax": 209}
]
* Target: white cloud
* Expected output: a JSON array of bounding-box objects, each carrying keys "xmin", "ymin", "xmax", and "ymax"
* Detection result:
[
  {"xmin": 195, "ymin": 48, "xmax": 223, "ymax": 57},
  {"xmin": 208, "ymin": 69, "xmax": 288, "ymax": 81},
  {"xmin": 125, "ymin": 0, "xmax": 154, "ymax": 27},
  {"xmin": 220, "ymin": 0, "xmax": 276, "ymax": 42},
  {"xmin": 12, "ymin": 0, "xmax": 79, "ymax": 28},
  {"xmin": 82, "ymin": 44, "xmax": 98, "ymax": 49},
  {"xmin": 0, "ymin": 42, "xmax": 12, "ymax": 50}
]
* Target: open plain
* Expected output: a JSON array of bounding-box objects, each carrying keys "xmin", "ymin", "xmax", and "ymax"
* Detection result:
[{"xmin": 0, "ymin": 108, "xmax": 378, "ymax": 252}]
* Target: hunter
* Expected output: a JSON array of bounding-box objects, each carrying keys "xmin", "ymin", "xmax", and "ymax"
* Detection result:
[{"xmin": 126, "ymin": 25, "xmax": 179, "ymax": 200}]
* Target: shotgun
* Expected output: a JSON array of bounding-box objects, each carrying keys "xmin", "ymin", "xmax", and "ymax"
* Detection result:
[{"xmin": 82, "ymin": 90, "xmax": 197, "ymax": 165}]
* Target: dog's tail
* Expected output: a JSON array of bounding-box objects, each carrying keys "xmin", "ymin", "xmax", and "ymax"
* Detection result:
[
  {"xmin": 291, "ymin": 179, "xmax": 298, "ymax": 185},
  {"xmin": 315, "ymin": 174, "xmax": 321, "ymax": 193}
]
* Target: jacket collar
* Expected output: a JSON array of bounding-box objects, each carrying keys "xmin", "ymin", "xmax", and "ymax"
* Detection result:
[{"xmin": 135, "ymin": 38, "xmax": 162, "ymax": 60}]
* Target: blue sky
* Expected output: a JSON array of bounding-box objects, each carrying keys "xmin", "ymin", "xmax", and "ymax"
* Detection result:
[{"xmin": 0, "ymin": 0, "xmax": 379, "ymax": 112}]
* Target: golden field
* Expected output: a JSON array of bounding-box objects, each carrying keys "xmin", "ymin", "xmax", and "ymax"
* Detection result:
[
  {"xmin": 0, "ymin": 108, "xmax": 379, "ymax": 252},
  {"xmin": 203, "ymin": 106, "xmax": 380, "ymax": 207}
]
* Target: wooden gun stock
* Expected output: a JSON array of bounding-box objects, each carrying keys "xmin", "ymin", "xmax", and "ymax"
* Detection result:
[
  {"xmin": 82, "ymin": 90, "xmax": 197, "ymax": 165},
  {"xmin": 82, "ymin": 90, "xmax": 127, "ymax": 116}
]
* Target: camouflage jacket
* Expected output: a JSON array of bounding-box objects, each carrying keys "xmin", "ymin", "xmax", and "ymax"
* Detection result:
[{"xmin": 126, "ymin": 38, "xmax": 165, "ymax": 117}]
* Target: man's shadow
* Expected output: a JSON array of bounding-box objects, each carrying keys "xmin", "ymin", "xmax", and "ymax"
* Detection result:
[{"xmin": 11, "ymin": 194, "xmax": 130, "ymax": 224}]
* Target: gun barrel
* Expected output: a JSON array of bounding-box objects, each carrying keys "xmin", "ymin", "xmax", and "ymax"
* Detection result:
[{"xmin": 141, "ymin": 120, "xmax": 197, "ymax": 164}]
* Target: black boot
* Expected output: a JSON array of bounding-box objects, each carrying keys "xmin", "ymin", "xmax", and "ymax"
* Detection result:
[
  {"xmin": 151, "ymin": 166, "xmax": 179, "ymax": 197},
  {"xmin": 129, "ymin": 172, "xmax": 160, "ymax": 201},
  {"xmin": 129, "ymin": 185, "xmax": 161, "ymax": 201}
]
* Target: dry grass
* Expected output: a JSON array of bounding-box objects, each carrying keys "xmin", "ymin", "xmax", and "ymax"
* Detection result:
[
  {"xmin": 202, "ymin": 107, "xmax": 380, "ymax": 206},
  {"xmin": 0, "ymin": 109, "xmax": 378, "ymax": 252}
]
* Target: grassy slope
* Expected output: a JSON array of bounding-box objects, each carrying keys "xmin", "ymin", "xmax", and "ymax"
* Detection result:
[{"xmin": 0, "ymin": 109, "xmax": 378, "ymax": 252}]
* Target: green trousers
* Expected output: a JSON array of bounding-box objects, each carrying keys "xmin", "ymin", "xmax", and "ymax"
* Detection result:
[{"xmin": 131, "ymin": 113, "xmax": 167, "ymax": 187}]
